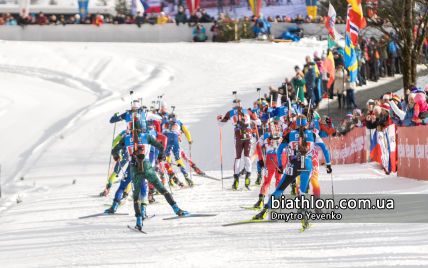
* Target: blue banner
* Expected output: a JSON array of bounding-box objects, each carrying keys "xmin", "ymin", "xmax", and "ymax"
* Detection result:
[{"xmin": 78, "ymin": 0, "xmax": 89, "ymax": 20}]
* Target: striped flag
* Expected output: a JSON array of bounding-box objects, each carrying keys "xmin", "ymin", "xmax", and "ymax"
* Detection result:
[
  {"xmin": 249, "ymin": 0, "xmax": 262, "ymax": 17},
  {"xmin": 344, "ymin": 34, "xmax": 358, "ymax": 82},
  {"xmin": 325, "ymin": 2, "xmax": 337, "ymax": 40},
  {"xmin": 347, "ymin": 0, "xmax": 364, "ymax": 17},
  {"xmin": 186, "ymin": 0, "xmax": 201, "ymax": 14},
  {"xmin": 346, "ymin": 1, "xmax": 366, "ymax": 46},
  {"xmin": 306, "ymin": 0, "xmax": 318, "ymax": 19},
  {"xmin": 324, "ymin": 50, "xmax": 335, "ymax": 89},
  {"xmin": 344, "ymin": 3, "xmax": 365, "ymax": 83}
]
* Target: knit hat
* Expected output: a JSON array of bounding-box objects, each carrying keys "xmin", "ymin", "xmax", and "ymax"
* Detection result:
[
  {"xmin": 392, "ymin": 94, "xmax": 401, "ymax": 103},
  {"xmin": 366, "ymin": 99, "xmax": 375, "ymax": 106}
]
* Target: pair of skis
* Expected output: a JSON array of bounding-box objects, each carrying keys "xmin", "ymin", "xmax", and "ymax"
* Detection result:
[
  {"xmin": 223, "ymin": 206, "xmax": 312, "ymax": 232},
  {"xmin": 222, "ymin": 218, "xmax": 312, "ymax": 232},
  {"xmin": 128, "ymin": 213, "xmax": 218, "ymax": 234}
]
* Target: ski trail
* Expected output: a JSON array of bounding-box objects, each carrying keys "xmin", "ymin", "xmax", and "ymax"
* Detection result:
[
  {"xmin": 0, "ymin": 168, "xmax": 427, "ymax": 267},
  {"xmin": 0, "ymin": 59, "xmax": 174, "ymax": 214}
]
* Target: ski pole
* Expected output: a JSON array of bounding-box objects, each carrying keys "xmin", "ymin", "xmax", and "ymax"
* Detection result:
[
  {"xmin": 168, "ymin": 174, "xmax": 174, "ymax": 195},
  {"xmin": 219, "ymin": 126, "xmax": 224, "ymax": 190},
  {"xmin": 106, "ymin": 122, "xmax": 117, "ymax": 182},
  {"xmin": 0, "ymin": 164, "xmax": 2, "ymax": 199},
  {"xmin": 330, "ymin": 171, "xmax": 335, "ymax": 210},
  {"xmin": 188, "ymin": 143, "xmax": 193, "ymax": 182},
  {"xmin": 326, "ymin": 130, "xmax": 335, "ymax": 210},
  {"xmin": 256, "ymin": 88, "xmax": 266, "ymax": 136}
]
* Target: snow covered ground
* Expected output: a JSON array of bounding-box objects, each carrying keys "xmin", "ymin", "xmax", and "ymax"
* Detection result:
[{"xmin": 0, "ymin": 40, "xmax": 427, "ymax": 267}]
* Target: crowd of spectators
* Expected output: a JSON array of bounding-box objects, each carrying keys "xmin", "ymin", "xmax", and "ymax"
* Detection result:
[
  {"xmin": 262, "ymin": 36, "xmax": 428, "ymax": 138},
  {"xmin": 0, "ymin": 6, "xmax": 343, "ymax": 27},
  {"xmin": 333, "ymin": 85, "xmax": 428, "ymax": 137}
]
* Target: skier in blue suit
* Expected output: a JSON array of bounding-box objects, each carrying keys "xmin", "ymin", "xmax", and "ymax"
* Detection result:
[{"xmin": 253, "ymin": 114, "xmax": 332, "ymax": 221}]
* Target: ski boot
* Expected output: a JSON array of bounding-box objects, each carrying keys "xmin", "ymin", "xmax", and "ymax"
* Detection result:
[
  {"xmin": 232, "ymin": 174, "xmax": 239, "ymax": 190},
  {"xmin": 169, "ymin": 173, "xmax": 184, "ymax": 188},
  {"xmin": 104, "ymin": 201, "xmax": 119, "ymax": 214},
  {"xmin": 168, "ymin": 176, "xmax": 175, "ymax": 187},
  {"xmin": 244, "ymin": 172, "xmax": 251, "ymax": 190},
  {"xmin": 172, "ymin": 204, "xmax": 189, "ymax": 216},
  {"xmin": 252, "ymin": 208, "xmax": 268, "ymax": 220},
  {"xmin": 255, "ymin": 171, "xmax": 262, "ymax": 185},
  {"xmin": 191, "ymin": 163, "xmax": 205, "ymax": 176},
  {"xmin": 298, "ymin": 209, "xmax": 310, "ymax": 231},
  {"xmin": 184, "ymin": 173, "xmax": 194, "ymax": 187},
  {"xmin": 135, "ymin": 216, "xmax": 143, "ymax": 231},
  {"xmin": 253, "ymin": 194, "xmax": 264, "ymax": 209}
]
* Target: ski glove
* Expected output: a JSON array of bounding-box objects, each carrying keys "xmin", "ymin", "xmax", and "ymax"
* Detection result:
[
  {"xmin": 277, "ymin": 166, "xmax": 283, "ymax": 174},
  {"xmin": 326, "ymin": 164, "xmax": 332, "ymax": 174},
  {"xmin": 258, "ymin": 159, "xmax": 264, "ymax": 168}
]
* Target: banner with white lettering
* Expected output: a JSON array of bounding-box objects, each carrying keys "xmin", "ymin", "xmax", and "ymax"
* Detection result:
[
  {"xmin": 321, "ymin": 127, "xmax": 367, "ymax": 165},
  {"xmin": 397, "ymin": 125, "xmax": 428, "ymax": 180}
]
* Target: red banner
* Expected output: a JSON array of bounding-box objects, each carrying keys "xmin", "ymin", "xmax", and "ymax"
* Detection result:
[
  {"xmin": 321, "ymin": 127, "xmax": 367, "ymax": 165},
  {"xmin": 397, "ymin": 126, "xmax": 428, "ymax": 180}
]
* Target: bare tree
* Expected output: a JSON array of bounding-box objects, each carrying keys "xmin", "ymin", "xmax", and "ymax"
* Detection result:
[{"xmin": 368, "ymin": 0, "xmax": 428, "ymax": 89}]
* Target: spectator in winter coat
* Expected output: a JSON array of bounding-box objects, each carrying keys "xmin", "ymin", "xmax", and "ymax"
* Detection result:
[
  {"xmin": 210, "ymin": 21, "xmax": 220, "ymax": 42},
  {"xmin": 365, "ymin": 100, "xmax": 379, "ymax": 129},
  {"xmin": 338, "ymin": 113, "xmax": 355, "ymax": 135},
  {"xmin": 200, "ymin": 9, "xmax": 213, "ymax": 23},
  {"xmin": 333, "ymin": 51, "xmax": 344, "ymax": 67},
  {"xmin": 135, "ymin": 12, "xmax": 145, "ymax": 28},
  {"xmin": 368, "ymin": 37, "xmax": 380, "ymax": 82},
  {"xmin": 303, "ymin": 56, "xmax": 318, "ymax": 105},
  {"xmin": 95, "ymin": 13, "xmax": 104, "ymax": 27},
  {"xmin": 346, "ymin": 80, "xmax": 357, "ymax": 109},
  {"xmin": 379, "ymin": 37, "xmax": 389, "ymax": 77},
  {"xmin": 253, "ymin": 15, "xmax": 271, "ymax": 38},
  {"xmin": 175, "ymin": 5, "xmax": 187, "ymax": 25},
  {"xmin": 388, "ymin": 36, "xmax": 398, "ymax": 76},
  {"xmin": 377, "ymin": 103, "xmax": 393, "ymax": 130},
  {"xmin": 356, "ymin": 44, "xmax": 367, "ymax": 86},
  {"xmin": 192, "ymin": 23, "xmax": 207, "ymax": 42},
  {"xmin": 412, "ymin": 93, "xmax": 428, "ymax": 125},
  {"xmin": 37, "ymin": 12, "xmax": 48, "ymax": 25},
  {"xmin": 188, "ymin": 11, "xmax": 200, "ymax": 26},
  {"xmin": 334, "ymin": 65, "xmax": 347, "ymax": 109},
  {"xmin": 292, "ymin": 66, "xmax": 306, "ymax": 103},
  {"xmin": 319, "ymin": 116, "xmax": 337, "ymax": 137},
  {"xmin": 352, "ymin": 109, "xmax": 364, "ymax": 127},
  {"xmin": 157, "ymin": 12, "xmax": 169, "ymax": 24}
]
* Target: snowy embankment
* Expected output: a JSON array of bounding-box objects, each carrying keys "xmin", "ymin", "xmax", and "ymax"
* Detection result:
[{"xmin": 0, "ymin": 40, "xmax": 427, "ymax": 267}]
